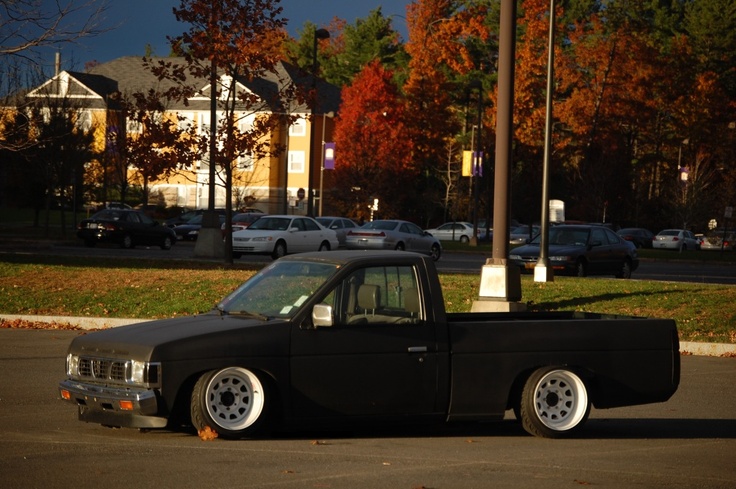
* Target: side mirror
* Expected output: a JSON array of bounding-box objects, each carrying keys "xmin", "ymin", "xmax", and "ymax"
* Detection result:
[{"xmin": 312, "ymin": 304, "xmax": 333, "ymax": 328}]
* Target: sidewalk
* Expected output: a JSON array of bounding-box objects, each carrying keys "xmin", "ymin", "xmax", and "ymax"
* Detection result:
[{"xmin": 1, "ymin": 314, "xmax": 734, "ymax": 358}]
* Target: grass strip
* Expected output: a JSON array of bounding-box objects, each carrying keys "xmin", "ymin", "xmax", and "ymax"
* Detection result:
[{"xmin": 1, "ymin": 254, "xmax": 734, "ymax": 343}]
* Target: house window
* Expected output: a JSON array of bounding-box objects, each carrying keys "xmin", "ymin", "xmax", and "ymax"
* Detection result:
[
  {"xmin": 238, "ymin": 153, "xmax": 254, "ymax": 171},
  {"xmin": 126, "ymin": 117, "xmax": 141, "ymax": 134},
  {"xmin": 178, "ymin": 112, "xmax": 194, "ymax": 131},
  {"xmin": 76, "ymin": 110, "xmax": 92, "ymax": 132},
  {"xmin": 198, "ymin": 113, "xmax": 211, "ymax": 136},
  {"xmin": 288, "ymin": 151, "xmax": 305, "ymax": 173},
  {"xmin": 289, "ymin": 117, "xmax": 306, "ymax": 137}
]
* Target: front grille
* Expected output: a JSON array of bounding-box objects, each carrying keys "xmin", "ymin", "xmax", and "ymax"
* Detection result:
[
  {"xmin": 78, "ymin": 357, "xmax": 128, "ymax": 381},
  {"xmin": 233, "ymin": 246, "xmax": 258, "ymax": 252}
]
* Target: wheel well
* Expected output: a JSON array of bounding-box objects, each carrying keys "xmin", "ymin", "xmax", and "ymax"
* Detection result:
[{"xmin": 167, "ymin": 367, "xmax": 283, "ymax": 432}]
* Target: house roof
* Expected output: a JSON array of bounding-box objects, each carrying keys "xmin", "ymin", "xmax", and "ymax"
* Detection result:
[{"xmin": 23, "ymin": 56, "xmax": 341, "ymax": 116}]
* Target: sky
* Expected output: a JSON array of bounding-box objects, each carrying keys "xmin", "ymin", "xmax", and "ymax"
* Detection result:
[{"xmin": 50, "ymin": 0, "xmax": 412, "ymax": 72}]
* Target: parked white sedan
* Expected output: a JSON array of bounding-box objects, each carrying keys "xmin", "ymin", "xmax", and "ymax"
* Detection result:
[
  {"xmin": 652, "ymin": 229, "xmax": 701, "ymax": 251},
  {"xmin": 232, "ymin": 215, "xmax": 339, "ymax": 259}
]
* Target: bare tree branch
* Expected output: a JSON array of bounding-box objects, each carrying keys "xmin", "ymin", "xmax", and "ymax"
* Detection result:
[{"xmin": 0, "ymin": 0, "xmax": 110, "ymax": 56}]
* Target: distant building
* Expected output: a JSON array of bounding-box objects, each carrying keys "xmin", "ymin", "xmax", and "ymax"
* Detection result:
[{"xmin": 8, "ymin": 55, "xmax": 340, "ymax": 214}]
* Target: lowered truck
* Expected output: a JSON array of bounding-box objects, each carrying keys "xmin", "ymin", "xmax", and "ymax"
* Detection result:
[{"xmin": 59, "ymin": 250, "xmax": 680, "ymax": 439}]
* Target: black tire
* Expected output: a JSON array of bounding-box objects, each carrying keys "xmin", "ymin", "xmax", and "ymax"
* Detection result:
[
  {"xmin": 576, "ymin": 260, "xmax": 587, "ymax": 277},
  {"xmin": 460, "ymin": 235, "xmax": 469, "ymax": 243},
  {"xmin": 190, "ymin": 367, "xmax": 268, "ymax": 439},
  {"xmin": 519, "ymin": 367, "xmax": 590, "ymax": 438},
  {"xmin": 121, "ymin": 234, "xmax": 134, "ymax": 249},
  {"xmin": 616, "ymin": 259, "xmax": 632, "ymax": 279},
  {"xmin": 395, "ymin": 242, "xmax": 405, "ymax": 251},
  {"xmin": 430, "ymin": 243, "xmax": 442, "ymax": 261},
  {"xmin": 318, "ymin": 241, "xmax": 331, "ymax": 252},
  {"xmin": 160, "ymin": 236, "xmax": 173, "ymax": 250},
  {"xmin": 232, "ymin": 252, "xmax": 242, "ymax": 259},
  {"xmin": 271, "ymin": 240, "xmax": 287, "ymax": 259}
]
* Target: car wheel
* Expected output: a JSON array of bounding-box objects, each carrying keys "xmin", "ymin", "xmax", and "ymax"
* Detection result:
[
  {"xmin": 680, "ymin": 244, "xmax": 686, "ymax": 252},
  {"xmin": 318, "ymin": 241, "xmax": 331, "ymax": 252},
  {"xmin": 430, "ymin": 243, "xmax": 442, "ymax": 261},
  {"xmin": 460, "ymin": 235, "xmax": 469, "ymax": 243},
  {"xmin": 160, "ymin": 236, "xmax": 173, "ymax": 250},
  {"xmin": 271, "ymin": 240, "xmax": 287, "ymax": 259},
  {"xmin": 395, "ymin": 242, "xmax": 405, "ymax": 251},
  {"xmin": 232, "ymin": 252, "xmax": 242, "ymax": 259},
  {"xmin": 576, "ymin": 260, "xmax": 587, "ymax": 277},
  {"xmin": 190, "ymin": 367, "xmax": 268, "ymax": 440},
  {"xmin": 616, "ymin": 259, "xmax": 632, "ymax": 279},
  {"xmin": 121, "ymin": 234, "xmax": 134, "ymax": 249},
  {"xmin": 519, "ymin": 367, "xmax": 590, "ymax": 438},
  {"xmin": 84, "ymin": 240, "xmax": 96, "ymax": 248}
]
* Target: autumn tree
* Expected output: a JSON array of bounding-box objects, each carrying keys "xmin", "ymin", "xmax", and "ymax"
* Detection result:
[
  {"xmin": 3, "ymin": 96, "xmax": 96, "ymax": 234},
  {"xmin": 403, "ymin": 0, "xmax": 490, "ymax": 223},
  {"xmin": 331, "ymin": 60, "xmax": 414, "ymax": 220},
  {"xmin": 146, "ymin": 0, "xmax": 295, "ymax": 261},
  {"xmin": 103, "ymin": 88, "xmax": 199, "ymax": 206}
]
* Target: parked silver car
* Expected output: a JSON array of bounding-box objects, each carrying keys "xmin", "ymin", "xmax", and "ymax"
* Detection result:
[
  {"xmin": 316, "ymin": 216, "xmax": 359, "ymax": 247},
  {"xmin": 700, "ymin": 230, "xmax": 735, "ymax": 251},
  {"xmin": 345, "ymin": 219, "xmax": 442, "ymax": 261},
  {"xmin": 424, "ymin": 221, "xmax": 474, "ymax": 243},
  {"xmin": 653, "ymin": 229, "xmax": 701, "ymax": 251}
]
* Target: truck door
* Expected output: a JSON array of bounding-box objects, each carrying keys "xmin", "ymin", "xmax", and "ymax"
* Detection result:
[{"xmin": 290, "ymin": 265, "xmax": 439, "ymax": 418}]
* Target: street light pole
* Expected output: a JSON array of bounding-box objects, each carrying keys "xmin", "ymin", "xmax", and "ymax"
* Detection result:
[
  {"xmin": 307, "ymin": 28, "xmax": 330, "ymax": 216},
  {"xmin": 535, "ymin": 0, "xmax": 556, "ymax": 283}
]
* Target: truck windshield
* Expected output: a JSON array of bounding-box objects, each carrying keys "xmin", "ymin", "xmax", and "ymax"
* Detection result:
[{"xmin": 216, "ymin": 261, "xmax": 338, "ymax": 319}]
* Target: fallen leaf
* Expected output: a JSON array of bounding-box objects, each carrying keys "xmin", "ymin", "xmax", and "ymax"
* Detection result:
[{"xmin": 198, "ymin": 426, "xmax": 218, "ymax": 441}]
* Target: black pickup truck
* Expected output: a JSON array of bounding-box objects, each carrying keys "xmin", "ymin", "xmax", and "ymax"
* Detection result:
[{"xmin": 59, "ymin": 250, "xmax": 680, "ymax": 439}]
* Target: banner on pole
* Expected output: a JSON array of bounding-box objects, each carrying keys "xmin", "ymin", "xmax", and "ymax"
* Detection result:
[{"xmin": 324, "ymin": 142, "xmax": 335, "ymax": 170}]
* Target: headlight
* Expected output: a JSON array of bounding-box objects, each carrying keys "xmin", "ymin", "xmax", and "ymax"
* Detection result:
[
  {"xmin": 252, "ymin": 236, "xmax": 271, "ymax": 241},
  {"xmin": 129, "ymin": 360, "xmax": 147, "ymax": 384},
  {"xmin": 66, "ymin": 353, "xmax": 80, "ymax": 376},
  {"xmin": 509, "ymin": 254, "xmax": 521, "ymax": 260}
]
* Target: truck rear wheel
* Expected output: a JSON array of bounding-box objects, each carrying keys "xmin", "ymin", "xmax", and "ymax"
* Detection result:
[
  {"xmin": 520, "ymin": 367, "xmax": 590, "ymax": 438},
  {"xmin": 190, "ymin": 367, "xmax": 268, "ymax": 439}
]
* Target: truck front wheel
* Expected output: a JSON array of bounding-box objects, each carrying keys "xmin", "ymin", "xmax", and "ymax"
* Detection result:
[
  {"xmin": 190, "ymin": 367, "xmax": 268, "ymax": 439},
  {"xmin": 519, "ymin": 367, "xmax": 590, "ymax": 438}
]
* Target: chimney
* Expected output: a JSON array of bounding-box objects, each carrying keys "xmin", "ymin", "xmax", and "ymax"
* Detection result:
[{"xmin": 55, "ymin": 52, "xmax": 61, "ymax": 76}]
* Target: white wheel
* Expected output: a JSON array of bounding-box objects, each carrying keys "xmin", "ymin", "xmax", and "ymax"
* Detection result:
[
  {"xmin": 191, "ymin": 367, "xmax": 267, "ymax": 439},
  {"xmin": 520, "ymin": 367, "xmax": 590, "ymax": 438}
]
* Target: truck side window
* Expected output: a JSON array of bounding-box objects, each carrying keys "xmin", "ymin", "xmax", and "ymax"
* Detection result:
[{"xmin": 329, "ymin": 265, "xmax": 422, "ymax": 326}]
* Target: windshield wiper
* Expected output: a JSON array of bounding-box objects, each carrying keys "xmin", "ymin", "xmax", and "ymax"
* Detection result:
[{"xmin": 228, "ymin": 310, "xmax": 271, "ymax": 321}]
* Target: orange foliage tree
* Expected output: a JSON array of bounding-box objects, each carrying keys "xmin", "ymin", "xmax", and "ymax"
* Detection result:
[
  {"xmin": 403, "ymin": 0, "xmax": 490, "ymax": 222},
  {"xmin": 330, "ymin": 60, "xmax": 413, "ymax": 220}
]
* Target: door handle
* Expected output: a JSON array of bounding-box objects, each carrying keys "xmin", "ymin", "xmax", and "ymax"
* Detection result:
[{"xmin": 408, "ymin": 346, "xmax": 427, "ymax": 353}]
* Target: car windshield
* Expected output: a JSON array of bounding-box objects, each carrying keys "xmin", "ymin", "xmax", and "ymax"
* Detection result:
[
  {"xmin": 249, "ymin": 217, "xmax": 291, "ymax": 231},
  {"xmin": 530, "ymin": 227, "xmax": 590, "ymax": 246},
  {"xmin": 216, "ymin": 260, "xmax": 338, "ymax": 319}
]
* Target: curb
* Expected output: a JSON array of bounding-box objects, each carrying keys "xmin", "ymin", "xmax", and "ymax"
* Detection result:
[{"xmin": 1, "ymin": 314, "xmax": 735, "ymax": 358}]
